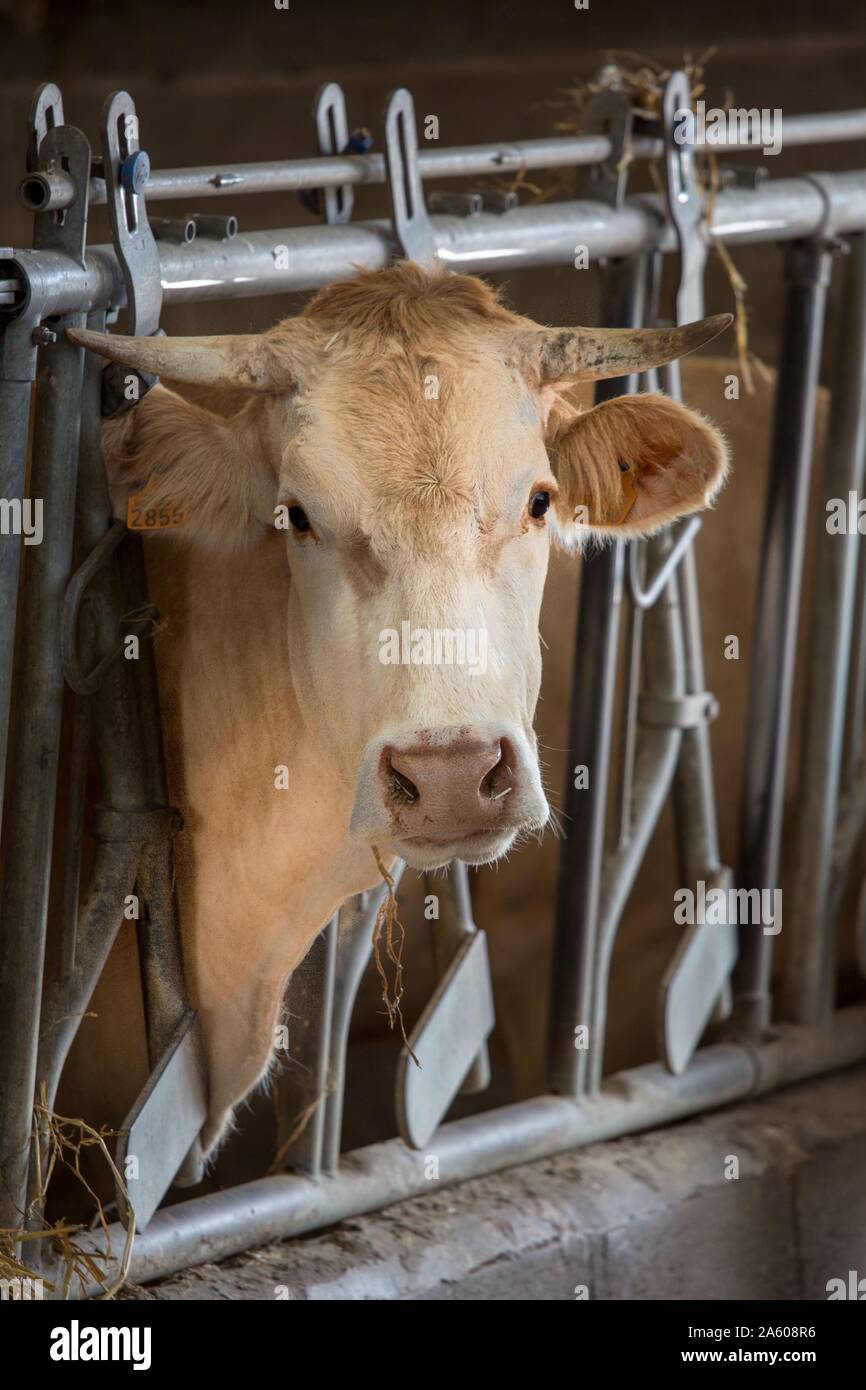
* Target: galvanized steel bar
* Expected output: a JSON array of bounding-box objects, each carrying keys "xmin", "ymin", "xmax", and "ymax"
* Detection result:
[
  {"xmin": 589, "ymin": 533, "xmax": 686, "ymax": 1091},
  {"xmin": 781, "ymin": 231, "xmax": 866, "ymax": 1024},
  {"xmin": 62, "ymin": 1005, "xmax": 866, "ymax": 1296},
  {"xmin": 0, "ymin": 371, "xmax": 34, "ymax": 823},
  {"xmin": 6, "ymin": 173, "xmax": 866, "ymax": 322},
  {"xmin": 547, "ymin": 254, "xmax": 643, "ymax": 1098},
  {"xmin": 0, "ymin": 326, "xmax": 85, "ymax": 1235},
  {"xmin": 80, "ymin": 110, "xmax": 866, "ymax": 207},
  {"xmin": 734, "ymin": 238, "xmax": 834, "ymax": 1038}
]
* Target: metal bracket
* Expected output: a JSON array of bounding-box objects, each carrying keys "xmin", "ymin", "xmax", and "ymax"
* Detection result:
[
  {"xmin": 639, "ymin": 690, "xmax": 719, "ymax": 730},
  {"xmin": 315, "ymin": 83, "xmax": 353, "ymax": 225},
  {"xmin": 662, "ymin": 70, "xmax": 707, "ymax": 326},
  {"xmin": 383, "ymin": 88, "xmax": 437, "ymax": 267},
  {"xmin": 115, "ymin": 1008, "xmax": 207, "ymax": 1231},
  {"xmin": 26, "ymin": 82, "xmax": 64, "ymax": 174},
  {"xmin": 396, "ymin": 929, "xmax": 495, "ymax": 1150},
  {"xmin": 0, "ymin": 119, "xmax": 91, "ymax": 383},
  {"xmin": 659, "ymin": 868, "xmax": 738, "ymax": 1074},
  {"xmin": 33, "ymin": 125, "xmax": 91, "ymax": 270},
  {"xmin": 100, "ymin": 91, "xmax": 162, "ymax": 336}
]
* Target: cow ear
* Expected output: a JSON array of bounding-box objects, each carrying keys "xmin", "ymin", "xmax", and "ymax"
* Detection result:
[
  {"xmin": 102, "ymin": 385, "xmax": 277, "ymax": 548},
  {"xmin": 546, "ymin": 392, "xmax": 728, "ymax": 547}
]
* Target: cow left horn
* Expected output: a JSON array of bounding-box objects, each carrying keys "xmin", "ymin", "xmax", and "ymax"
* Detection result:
[
  {"xmin": 523, "ymin": 313, "xmax": 733, "ymax": 385},
  {"xmin": 66, "ymin": 328, "xmax": 288, "ymax": 391}
]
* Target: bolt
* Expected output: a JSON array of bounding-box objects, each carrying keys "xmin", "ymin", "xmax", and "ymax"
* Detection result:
[
  {"xmin": 119, "ymin": 149, "xmax": 151, "ymax": 196},
  {"xmin": 32, "ymin": 325, "xmax": 57, "ymax": 347}
]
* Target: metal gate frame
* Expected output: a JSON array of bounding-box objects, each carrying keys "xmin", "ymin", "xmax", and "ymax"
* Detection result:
[{"xmin": 2, "ymin": 71, "xmax": 866, "ymax": 1295}]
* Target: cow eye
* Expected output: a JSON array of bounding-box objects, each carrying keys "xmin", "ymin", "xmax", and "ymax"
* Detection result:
[
  {"xmin": 529, "ymin": 489, "xmax": 550, "ymax": 520},
  {"xmin": 288, "ymin": 504, "xmax": 311, "ymax": 534}
]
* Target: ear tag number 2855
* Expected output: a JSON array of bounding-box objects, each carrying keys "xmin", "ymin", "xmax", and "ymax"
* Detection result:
[{"xmin": 127, "ymin": 484, "xmax": 188, "ymax": 531}]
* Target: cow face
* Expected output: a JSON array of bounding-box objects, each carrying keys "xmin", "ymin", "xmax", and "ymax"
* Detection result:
[{"xmin": 71, "ymin": 265, "xmax": 729, "ymax": 870}]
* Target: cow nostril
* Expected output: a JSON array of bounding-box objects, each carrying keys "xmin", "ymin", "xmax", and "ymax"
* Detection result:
[
  {"xmin": 388, "ymin": 764, "xmax": 419, "ymax": 805},
  {"xmin": 481, "ymin": 740, "xmax": 513, "ymax": 802}
]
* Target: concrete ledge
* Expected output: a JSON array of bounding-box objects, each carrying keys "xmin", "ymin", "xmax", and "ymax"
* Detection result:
[{"xmin": 126, "ymin": 1066, "xmax": 866, "ymax": 1300}]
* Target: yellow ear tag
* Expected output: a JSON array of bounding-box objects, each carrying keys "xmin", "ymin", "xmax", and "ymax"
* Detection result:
[
  {"xmin": 615, "ymin": 465, "xmax": 638, "ymax": 525},
  {"xmin": 127, "ymin": 480, "xmax": 188, "ymax": 532}
]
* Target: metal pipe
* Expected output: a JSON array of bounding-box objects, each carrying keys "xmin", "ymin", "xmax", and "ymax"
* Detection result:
[
  {"xmin": 18, "ymin": 169, "xmax": 76, "ymax": 213},
  {"xmin": 62, "ymin": 1005, "xmax": 866, "ymax": 1296},
  {"xmin": 0, "ymin": 371, "xmax": 34, "ymax": 829},
  {"xmin": 589, "ymin": 530, "xmax": 686, "ymax": 1091},
  {"xmin": 547, "ymin": 255, "xmax": 643, "ymax": 1098},
  {"xmin": 79, "ymin": 112, "xmax": 866, "ymax": 207},
  {"xmin": 734, "ymin": 239, "xmax": 833, "ymax": 1038},
  {"xmin": 7, "ymin": 173, "xmax": 866, "ymax": 319},
  {"xmin": 781, "ymin": 232, "xmax": 866, "ymax": 1024},
  {"xmin": 0, "ymin": 323, "xmax": 85, "ymax": 1237}
]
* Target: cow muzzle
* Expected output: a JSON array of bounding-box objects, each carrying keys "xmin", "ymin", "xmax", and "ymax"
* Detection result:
[{"xmin": 351, "ymin": 724, "xmax": 549, "ymax": 869}]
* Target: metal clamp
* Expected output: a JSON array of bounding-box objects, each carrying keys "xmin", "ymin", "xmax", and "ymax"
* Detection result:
[
  {"xmin": 662, "ymin": 70, "xmax": 706, "ymax": 327},
  {"xmin": 298, "ymin": 85, "xmax": 372, "ymax": 224},
  {"xmin": 100, "ymin": 91, "xmax": 162, "ymax": 336},
  {"xmin": 26, "ymin": 82, "xmax": 64, "ymax": 174},
  {"xmin": 639, "ymin": 689, "xmax": 720, "ymax": 730},
  {"xmin": 383, "ymin": 88, "xmax": 437, "ymax": 267},
  {"xmin": 315, "ymin": 83, "xmax": 353, "ymax": 225}
]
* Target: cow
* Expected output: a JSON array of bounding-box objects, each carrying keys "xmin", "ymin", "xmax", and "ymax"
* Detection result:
[{"xmin": 66, "ymin": 262, "xmax": 730, "ymax": 1159}]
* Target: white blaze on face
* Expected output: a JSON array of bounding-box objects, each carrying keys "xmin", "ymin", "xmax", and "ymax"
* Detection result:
[{"xmin": 276, "ymin": 354, "xmax": 554, "ymax": 867}]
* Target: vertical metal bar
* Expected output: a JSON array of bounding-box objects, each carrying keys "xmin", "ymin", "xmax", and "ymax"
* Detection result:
[
  {"xmin": 588, "ymin": 538, "xmax": 685, "ymax": 1091},
  {"xmin": 734, "ymin": 238, "xmax": 833, "ymax": 1038},
  {"xmin": 617, "ymin": 554, "xmax": 644, "ymax": 846},
  {"xmin": 842, "ymin": 548, "xmax": 866, "ymax": 790},
  {"xmin": 0, "ymin": 372, "xmax": 35, "ymax": 825},
  {"xmin": 273, "ymin": 916, "xmax": 338, "ymax": 1177},
  {"xmin": 781, "ymin": 231, "xmax": 866, "ymax": 1023},
  {"xmin": 661, "ymin": 361, "xmax": 723, "ymax": 890},
  {"xmin": 0, "ymin": 324, "xmax": 85, "ymax": 1235},
  {"xmin": 547, "ymin": 254, "xmax": 643, "ymax": 1098}
]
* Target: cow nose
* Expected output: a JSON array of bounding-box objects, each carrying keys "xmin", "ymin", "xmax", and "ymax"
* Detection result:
[{"xmin": 382, "ymin": 737, "xmax": 515, "ymax": 840}]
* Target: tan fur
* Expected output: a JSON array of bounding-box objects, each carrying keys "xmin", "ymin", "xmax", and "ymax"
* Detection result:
[{"xmin": 67, "ymin": 265, "xmax": 728, "ymax": 1159}]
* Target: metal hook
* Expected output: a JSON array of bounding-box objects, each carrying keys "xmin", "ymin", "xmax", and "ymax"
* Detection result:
[{"xmin": 383, "ymin": 88, "xmax": 437, "ymax": 267}]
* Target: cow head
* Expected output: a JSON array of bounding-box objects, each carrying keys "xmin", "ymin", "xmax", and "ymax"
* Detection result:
[{"xmin": 70, "ymin": 266, "xmax": 729, "ymax": 870}]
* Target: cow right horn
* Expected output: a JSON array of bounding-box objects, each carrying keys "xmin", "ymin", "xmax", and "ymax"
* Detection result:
[{"xmin": 66, "ymin": 327, "xmax": 304, "ymax": 391}]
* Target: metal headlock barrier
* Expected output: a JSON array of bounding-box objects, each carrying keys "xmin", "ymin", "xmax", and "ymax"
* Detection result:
[{"xmin": 2, "ymin": 71, "xmax": 866, "ymax": 1296}]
